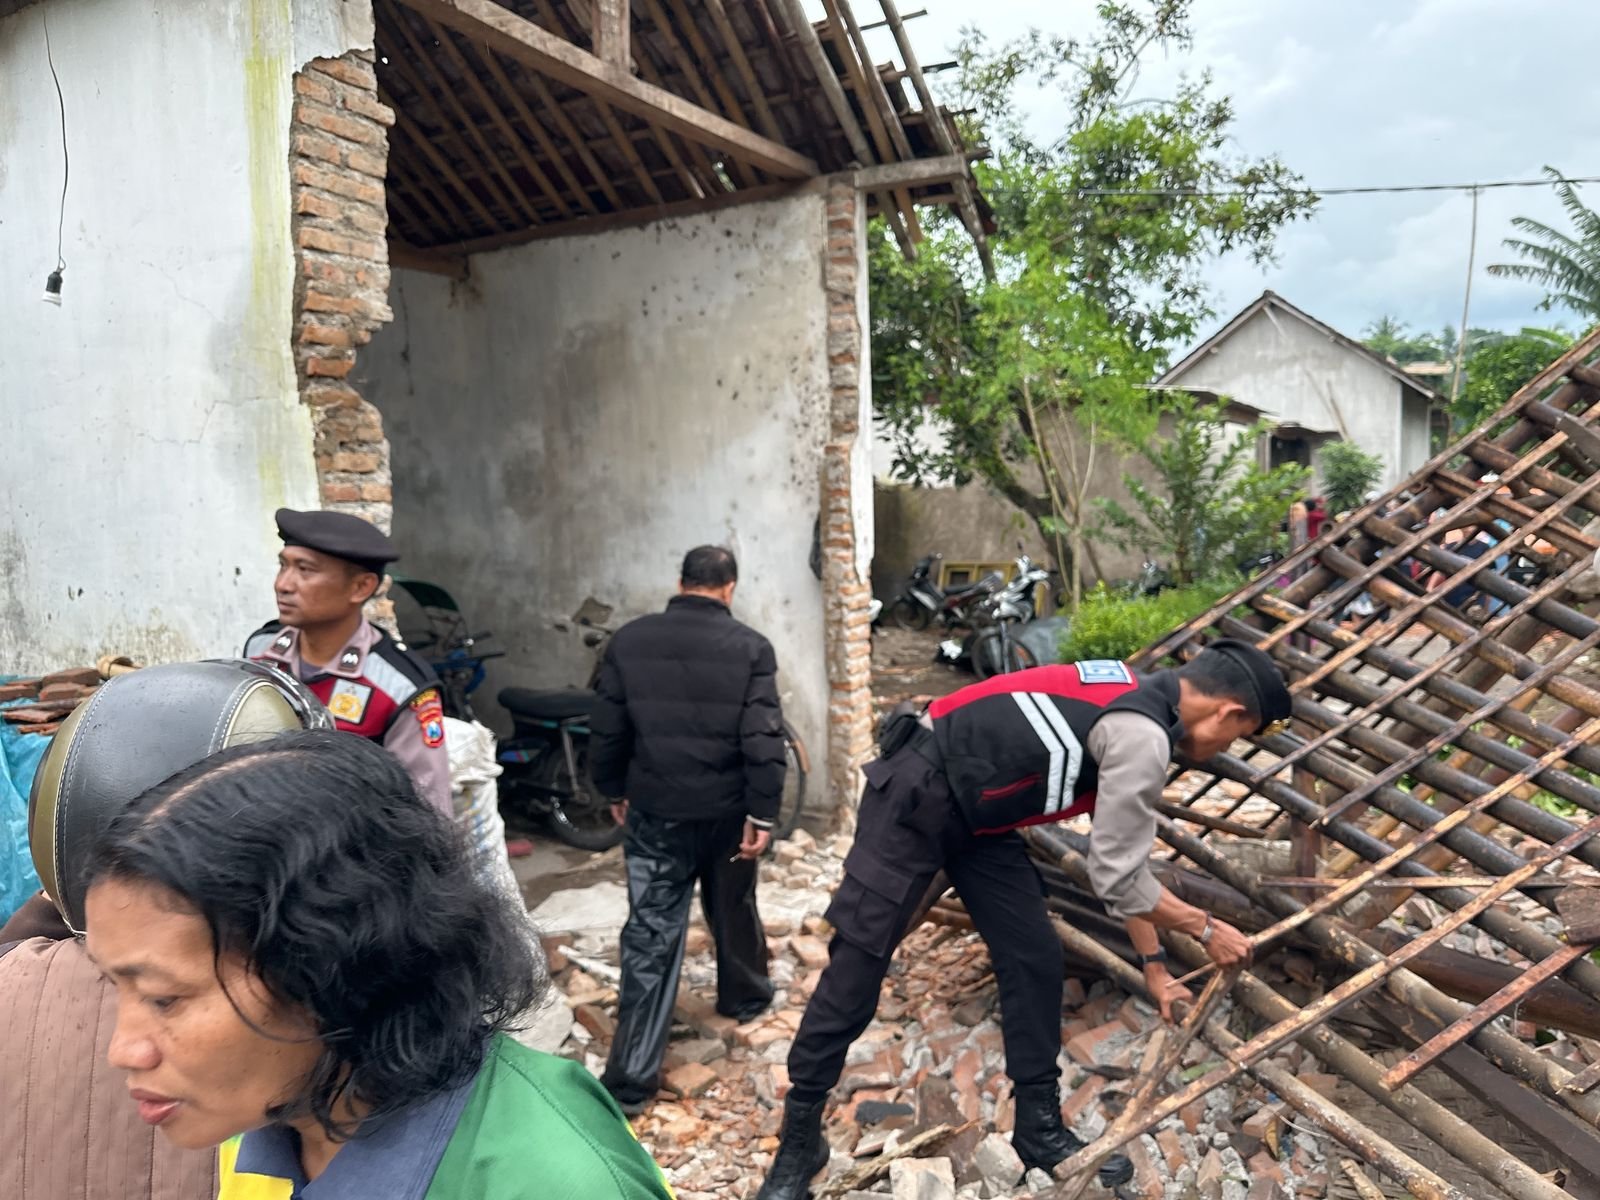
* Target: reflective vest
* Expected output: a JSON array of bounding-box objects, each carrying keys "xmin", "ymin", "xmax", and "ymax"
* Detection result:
[{"xmin": 930, "ymin": 661, "xmax": 1183, "ymax": 834}]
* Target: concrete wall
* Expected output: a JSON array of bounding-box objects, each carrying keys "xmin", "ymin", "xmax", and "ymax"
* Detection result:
[
  {"xmin": 872, "ymin": 408, "xmax": 1262, "ymax": 595},
  {"xmin": 361, "ymin": 189, "xmax": 850, "ymax": 779},
  {"xmin": 0, "ymin": 0, "xmax": 369, "ymax": 670},
  {"xmin": 1166, "ymin": 307, "xmax": 1420, "ymax": 491}
]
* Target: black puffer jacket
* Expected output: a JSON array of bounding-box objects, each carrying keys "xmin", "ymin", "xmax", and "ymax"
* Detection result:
[{"xmin": 590, "ymin": 594, "xmax": 787, "ymax": 823}]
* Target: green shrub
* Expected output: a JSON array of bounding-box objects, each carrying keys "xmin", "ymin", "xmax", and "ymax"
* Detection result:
[{"xmin": 1060, "ymin": 578, "xmax": 1242, "ymax": 663}]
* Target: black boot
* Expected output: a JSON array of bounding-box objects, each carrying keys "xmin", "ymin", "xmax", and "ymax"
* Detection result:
[
  {"xmin": 755, "ymin": 1096, "xmax": 831, "ymax": 1200},
  {"xmin": 1011, "ymin": 1079, "xmax": 1134, "ymax": 1189}
]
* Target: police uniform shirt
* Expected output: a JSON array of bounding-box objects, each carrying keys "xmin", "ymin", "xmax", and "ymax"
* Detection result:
[{"xmin": 245, "ymin": 620, "xmax": 452, "ymax": 816}]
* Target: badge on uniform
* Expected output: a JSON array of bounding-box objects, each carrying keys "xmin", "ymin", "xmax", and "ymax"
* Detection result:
[
  {"xmin": 327, "ymin": 679, "xmax": 372, "ymax": 723},
  {"xmin": 338, "ymin": 648, "xmax": 362, "ymax": 671},
  {"xmin": 1076, "ymin": 659, "xmax": 1132, "ymax": 685},
  {"xmin": 272, "ymin": 631, "xmax": 294, "ymax": 652},
  {"xmin": 411, "ymin": 688, "xmax": 446, "ymax": 747}
]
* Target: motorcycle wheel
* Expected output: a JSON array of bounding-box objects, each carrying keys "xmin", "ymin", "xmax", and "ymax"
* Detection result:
[
  {"xmin": 773, "ymin": 720, "xmax": 809, "ymax": 840},
  {"xmin": 972, "ymin": 629, "xmax": 1036, "ymax": 679},
  {"xmin": 540, "ymin": 744, "xmax": 625, "ymax": 852},
  {"xmin": 890, "ymin": 597, "xmax": 931, "ymax": 631}
]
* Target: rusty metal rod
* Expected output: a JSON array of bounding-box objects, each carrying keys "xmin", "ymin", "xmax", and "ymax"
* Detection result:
[{"xmin": 1381, "ymin": 940, "xmax": 1596, "ymax": 1091}]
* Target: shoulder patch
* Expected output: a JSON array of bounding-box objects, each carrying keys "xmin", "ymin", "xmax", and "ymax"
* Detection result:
[
  {"xmin": 411, "ymin": 687, "xmax": 446, "ymax": 747},
  {"xmin": 1075, "ymin": 660, "xmax": 1133, "ymax": 686}
]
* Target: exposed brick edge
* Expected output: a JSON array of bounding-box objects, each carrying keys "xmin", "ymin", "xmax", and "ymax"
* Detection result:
[
  {"xmin": 288, "ymin": 50, "xmax": 396, "ymax": 532},
  {"xmin": 820, "ymin": 180, "xmax": 875, "ymax": 827}
]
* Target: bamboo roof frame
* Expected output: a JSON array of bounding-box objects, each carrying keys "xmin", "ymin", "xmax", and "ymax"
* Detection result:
[
  {"xmin": 1026, "ymin": 330, "xmax": 1600, "ymax": 1196},
  {"xmin": 373, "ymin": 0, "xmax": 989, "ymax": 266}
]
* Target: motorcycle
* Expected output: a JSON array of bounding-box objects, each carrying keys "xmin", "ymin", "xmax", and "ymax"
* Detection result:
[
  {"xmin": 967, "ymin": 553, "xmax": 1052, "ymax": 678},
  {"xmin": 496, "ymin": 621, "xmax": 813, "ymax": 851},
  {"xmin": 889, "ymin": 553, "xmax": 1004, "ymax": 631}
]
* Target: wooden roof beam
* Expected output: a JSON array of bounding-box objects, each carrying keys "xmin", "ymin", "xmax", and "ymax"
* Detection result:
[{"xmin": 388, "ymin": 0, "xmax": 817, "ymax": 178}]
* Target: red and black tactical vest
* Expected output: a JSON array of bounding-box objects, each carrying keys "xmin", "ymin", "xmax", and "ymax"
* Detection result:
[{"xmin": 929, "ymin": 661, "xmax": 1183, "ymax": 834}]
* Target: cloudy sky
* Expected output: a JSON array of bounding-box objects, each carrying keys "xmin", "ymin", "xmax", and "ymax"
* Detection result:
[{"xmin": 851, "ymin": 0, "xmax": 1600, "ymax": 349}]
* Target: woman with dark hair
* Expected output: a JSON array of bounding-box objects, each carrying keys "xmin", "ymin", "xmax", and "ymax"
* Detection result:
[{"xmin": 82, "ymin": 729, "xmax": 671, "ymax": 1199}]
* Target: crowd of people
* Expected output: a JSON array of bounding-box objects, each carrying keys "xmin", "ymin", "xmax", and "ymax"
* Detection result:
[{"xmin": 1, "ymin": 510, "xmax": 1291, "ymax": 1200}]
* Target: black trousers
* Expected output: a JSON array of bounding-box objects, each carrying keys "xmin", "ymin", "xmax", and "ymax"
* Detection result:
[
  {"xmin": 786, "ymin": 742, "xmax": 1063, "ymax": 1102},
  {"xmin": 602, "ymin": 810, "xmax": 773, "ymax": 1104}
]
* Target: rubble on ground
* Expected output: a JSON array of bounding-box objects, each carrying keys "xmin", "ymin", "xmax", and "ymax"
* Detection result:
[{"xmin": 537, "ymin": 826, "xmax": 1343, "ymax": 1200}]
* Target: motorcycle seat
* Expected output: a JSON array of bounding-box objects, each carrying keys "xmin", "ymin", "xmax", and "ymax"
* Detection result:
[{"xmin": 498, "ymin": 687, "xmax": 596, "ymax": 721}]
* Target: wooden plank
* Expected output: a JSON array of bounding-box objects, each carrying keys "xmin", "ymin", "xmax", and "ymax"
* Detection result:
[
  {"xmin": 1381, "ymin": 941, "xmax": 1595, "ymax": 1091},
  {"xmin": 441, "ymin": 181, "xmax": 802, "ymax": 255},
  {"xmin": 386, "ymin": 98, "xmax": 508, "ymax": 233},
  {"xmin": 421, "ymin": 14, "xmax": 577, "ymax": 219},
  {"xmin": 528, "ymin": 0, "xmax": 682, "ymax": 203},
  {"xmin": 476, "ymin": 46, "xmax": 619, "ymax": 211},
  {"xmin": 592, "ymin": 0, "xmax": 629, "ymax": 66},
  {"xmin": 388, "ymin": 239, "xmax": 470, "ymax": 280},
  {"xmin": 382, "ymin": 7, "xmax": 542, "ymax": 226},
  {"xmin": 632, "ymin": 0, "xmax": 750, "ymax": 189},
  {"xmin": 388, "ymin": 0, "xmax": 816, "ymax": 178},
  {"xmin": 701, "ymin": 0, "xmax": 785, "ymax": 142}
]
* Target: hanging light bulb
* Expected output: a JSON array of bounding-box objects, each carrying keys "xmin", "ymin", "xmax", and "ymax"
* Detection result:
[{"xmin": 42, "ymin": 268, "xmax": 63, "ymax": 306}]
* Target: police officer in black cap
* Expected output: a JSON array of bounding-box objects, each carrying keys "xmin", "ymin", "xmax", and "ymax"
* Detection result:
[
  {"xmin": 245, "ymin": 508, "xmax": 451, "ymax": 814},
  {"xmin": 757, "ymin": 640, "xmax": 1292, "ymax": 1198}
]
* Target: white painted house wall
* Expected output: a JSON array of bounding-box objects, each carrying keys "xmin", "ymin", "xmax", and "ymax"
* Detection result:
[
  {"xmin": 1166, "ymin": 308, "xmax": 1430, "ymax": 492},
  {"xmin": 361, "ymin": 190, "xmax": 858, "ymax": 775},
  {"xmin": 0, "ymin": 0, "xmax": 369, "ymax": 670}
]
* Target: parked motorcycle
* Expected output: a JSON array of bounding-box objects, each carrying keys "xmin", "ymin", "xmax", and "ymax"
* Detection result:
[
  {"xmin": 396, "ymin": 585, "xmax": 810, "ymax": 852},
  {"xmin": 968, "ymin": 553, "xmax": 1051, "ymax": 678},
  {"xmin": 889, "ymin": 553, "xmax": 1004, "ymax": 631}
]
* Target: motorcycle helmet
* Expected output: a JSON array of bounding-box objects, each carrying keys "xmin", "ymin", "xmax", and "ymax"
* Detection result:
[{"xmin": 27, "ymin": 658, "xmax": 331, "ymax": 934}]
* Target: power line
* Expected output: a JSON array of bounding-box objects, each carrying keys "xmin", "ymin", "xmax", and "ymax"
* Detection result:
[{"xmin": 990, "ymin": 175, "xmax": 1600, "ymax": 199}]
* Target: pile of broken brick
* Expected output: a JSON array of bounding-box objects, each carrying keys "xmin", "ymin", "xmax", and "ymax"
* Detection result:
[
  {"xmin": 1, "ymin": 665, "xmax": 117, "ymax": 737},
  {"xmin": 541, "ymin": 829, "xmax": 1331, "ymax": 1200}
]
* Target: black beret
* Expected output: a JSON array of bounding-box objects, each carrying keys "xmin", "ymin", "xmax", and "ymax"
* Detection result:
[
  {"xmin": 275, "ymin": 508, "xmax": 397, "ymax": 573},
  {"xmin": 1203, "ymin": 638, "xmax": 1292, "ymax": 733}
]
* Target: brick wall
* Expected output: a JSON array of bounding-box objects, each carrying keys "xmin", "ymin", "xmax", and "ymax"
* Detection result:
[
  {"xmin": 288, "ymin": 50, "xmax": 395, "ymax": 533},
  {"xmin": 821, "ymin": 180, "xmax": 876, "ymax": 825}
]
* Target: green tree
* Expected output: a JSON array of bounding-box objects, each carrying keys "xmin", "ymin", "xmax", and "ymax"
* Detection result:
[
  {"xmin": 1097, "ymin": 394, "xmax": 1307, "ymax": 584},
  {"xmin": 871, "ymin": 0, "xmax": 1316, "ymax": 592},
  {"xmin": 1318, "ymin": 441, "xmax": 1384, "ymax": 514},
  {"xmin": 1487, "ymin": 168, "xmax": 1600, "ymax": 321},
  {"xmin": 1451, "ymin": 327, "xmax": 1573, "ymax": 433},
  {"xmin": 1362, "ymin": 316, "xmax": 1451, "ymax": 365}
]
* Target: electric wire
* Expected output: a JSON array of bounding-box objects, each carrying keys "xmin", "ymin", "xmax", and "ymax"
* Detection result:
[
  {"xmin": 43, "ymin": 10, "xmax": 68, "ymax": 274},
  {"xmin": 984, "ymin": 175, "xmax": 1600, "ymax": 199}
]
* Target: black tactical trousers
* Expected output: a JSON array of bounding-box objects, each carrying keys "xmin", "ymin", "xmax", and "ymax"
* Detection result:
[
  {"xmin": 602, "ymin": 809, "xmax": 773, "ymax": 1105},
  {"xmin": 786, "ymin": 738, "xmax": 1063, "ymax": 1102}
]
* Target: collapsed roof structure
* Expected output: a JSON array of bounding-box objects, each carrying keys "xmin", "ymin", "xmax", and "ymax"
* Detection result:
[{"xmin": 1031, "ymin": 328, "xmax": 1600, "ymax": 1197}]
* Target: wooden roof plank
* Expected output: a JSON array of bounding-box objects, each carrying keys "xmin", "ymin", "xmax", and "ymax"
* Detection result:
[
  {"xmin": 421, "ymin": 14, "xmax": 578, "ymax": 220},
  {"xmin": 388, "ymin": 0, "xmax": 816, "ymax": 178},
  {"xmin": 702, "ymin": 0, "xmax": 786, "ymax": 143},
  {"xmin": 378, "ymin": 9, "xmax": 532, "ymax": 227},
  {"xmin": 478, "ymin": 48, "xmax": 623, "ymax": 211},
  {"xmin": 383, "ymin": 91, "xmax": 509, "ymax": 234}
]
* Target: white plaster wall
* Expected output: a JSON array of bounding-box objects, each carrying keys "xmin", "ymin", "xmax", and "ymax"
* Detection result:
[
  {"xmin": 1168, "ymin": 309, "xmax": 1415, "ymax": 490},
  {"xmin": 0, "ymin": 0, "xmax": 367, "ymax": 670},
  {"xmin": 361, "ymin": 191, "xmax": 844, "ymax": 774}
]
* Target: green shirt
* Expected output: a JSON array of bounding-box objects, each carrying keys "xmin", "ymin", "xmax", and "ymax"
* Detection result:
[{"xmin": 219, "ymin": 1034, "xmax": 673, "ymax": 1200}]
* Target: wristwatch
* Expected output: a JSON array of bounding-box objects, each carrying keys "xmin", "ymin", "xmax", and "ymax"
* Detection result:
[
  {"xmin": 1199, "ymin": 913, "xmax": 1215, "ymax": 945},
  {"xmin": 1138, "ymin": 951, "xmax": 1168, "ymax": 967}
]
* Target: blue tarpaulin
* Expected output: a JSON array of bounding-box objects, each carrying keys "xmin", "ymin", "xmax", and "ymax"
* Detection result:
[{"xmin": 1, "ymin": 689, "xmax": 48, "ymax": 924}]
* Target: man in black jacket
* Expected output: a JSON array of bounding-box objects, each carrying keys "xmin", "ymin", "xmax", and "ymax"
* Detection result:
[{"xmin": 592, "ymin": 545, "xmax": 788, "ymax": 1113}]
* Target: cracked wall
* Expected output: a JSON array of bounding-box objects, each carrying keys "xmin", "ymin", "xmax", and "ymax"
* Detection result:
[
  {"xmin": 361, "ymin": 186, "xmax": 874, "ymax": 820},
  {"xmin": 0, "ymin": 0, "xmax": 367, "ymax": 671}
]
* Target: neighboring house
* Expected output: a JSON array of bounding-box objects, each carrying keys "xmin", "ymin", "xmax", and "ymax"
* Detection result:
[
  {"xmin": 1156, "ymin": 291, "xmax": 1444, "ymax": 494},
  {"xmin": 0, "ymin": 0, "xmax": 985, "ymax": 814}
]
